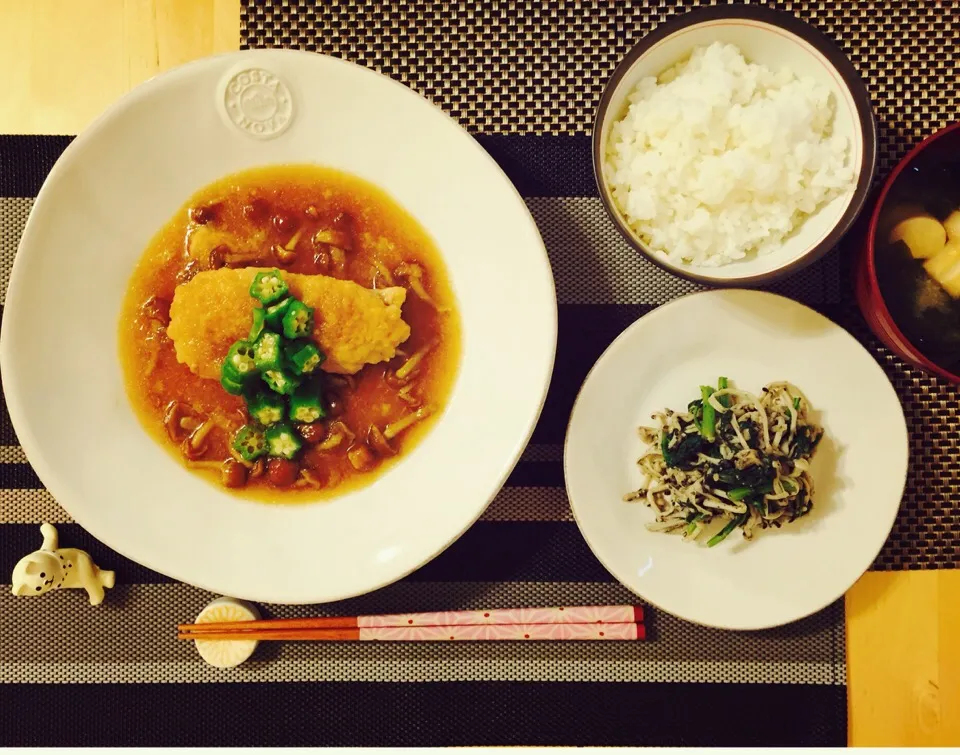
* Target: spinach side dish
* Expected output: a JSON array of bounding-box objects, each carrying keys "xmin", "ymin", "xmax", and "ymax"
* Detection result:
[{"xmin": 625, "ymin": 378, "xmax": 824, "ymax": 547}]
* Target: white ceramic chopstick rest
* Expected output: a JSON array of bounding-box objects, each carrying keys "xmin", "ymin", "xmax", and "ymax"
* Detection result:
[
  {"xmin": 10, "ymin": 523, "xmax": 116, "ymax": 605},
  {"xmin": 193, "ymin": 597, "xmax": 262, "ymax": 668}
]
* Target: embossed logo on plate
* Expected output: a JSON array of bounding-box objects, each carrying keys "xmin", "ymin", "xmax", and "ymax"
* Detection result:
[{"xmin": 222, "ymin": 68, "xmax": 294, "ymax": 139}]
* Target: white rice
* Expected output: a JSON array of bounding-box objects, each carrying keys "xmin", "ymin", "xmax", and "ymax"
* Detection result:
[{"xmin": 603, "ymin": 42, "xmax": 856, "ymax": 267}]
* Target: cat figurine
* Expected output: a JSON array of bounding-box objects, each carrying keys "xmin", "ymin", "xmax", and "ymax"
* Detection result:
[{"xmin": 10, "ymin": 523, "xmax": 115, "ymax": 605}]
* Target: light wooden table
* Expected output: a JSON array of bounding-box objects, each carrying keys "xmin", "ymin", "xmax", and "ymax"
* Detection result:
[{"xmin": 1, "ymin": 0, "xmax": 957, "ymax": 747}]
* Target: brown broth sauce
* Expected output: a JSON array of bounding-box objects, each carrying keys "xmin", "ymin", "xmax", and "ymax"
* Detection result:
[{"xmin": 119, "ymin": 164, "xmax": 461, "ymax": 502}]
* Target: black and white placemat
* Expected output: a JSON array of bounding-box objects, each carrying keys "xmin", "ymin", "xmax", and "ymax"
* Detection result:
[
  {"xmin": 0, "ymin": 133, "xmax": 845, "ymax": 747},
  {"xmin": 3, "ymin": 0, "xmax": 957, "ymax": 746}
]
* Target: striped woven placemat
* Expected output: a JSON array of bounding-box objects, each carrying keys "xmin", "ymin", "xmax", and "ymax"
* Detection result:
[{"xmin": 0, "ymin": 134, "xmax": 844, "ymax": 746}]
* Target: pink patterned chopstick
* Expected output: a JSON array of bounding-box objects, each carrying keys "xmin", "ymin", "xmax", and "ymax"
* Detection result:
[
  {"xmin": 179, "ymin": 622, "xmax": 646, "ymax": 642},
  {"xmin": 358, "ymin": 604, "xmax": 643, "ymax": 628},
  {"xmin": 358, "ymin": 621, "xmax": 646, "ymax": 642},
  {"xmin": 179, "ymin": 605, "xmax": 645, "ymax": 634}
]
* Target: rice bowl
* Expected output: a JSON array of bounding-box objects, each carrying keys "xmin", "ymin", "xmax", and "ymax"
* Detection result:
[
  {"xmin": 604, "ymin": 41, "xmax": 856, "ymax": 268},
  {"xmin": 593, "ymin": 5, "xmax": 876, "ymax": 287}
]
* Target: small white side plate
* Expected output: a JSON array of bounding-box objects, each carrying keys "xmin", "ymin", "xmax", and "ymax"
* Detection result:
[{"xmin": 564, "ymin": 289, "xmax": 908, "ymax": 630}]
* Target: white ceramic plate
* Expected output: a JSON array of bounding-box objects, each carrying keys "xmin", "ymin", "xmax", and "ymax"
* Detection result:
[
  {"xmin": 564, "ymin": 289, "xmax": 907, "ymax": 630},
  {"xmin": 0, "ymin": 50, "xmax": 557, "ymax": 604}
]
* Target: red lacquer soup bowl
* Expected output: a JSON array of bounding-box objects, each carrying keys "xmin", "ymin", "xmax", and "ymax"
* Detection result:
[{"xmin": 855, "ymin": 122, "xmax": 960, "ymax": 383}]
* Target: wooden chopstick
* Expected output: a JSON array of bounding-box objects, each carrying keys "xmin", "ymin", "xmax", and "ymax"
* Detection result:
[
  {"xmin": 178, "ymin": 605, "xmax": 644, "ymax": 634},
  {"xmin": 179, "ymin": 622, "xmax": 646, "ymax": 642}
]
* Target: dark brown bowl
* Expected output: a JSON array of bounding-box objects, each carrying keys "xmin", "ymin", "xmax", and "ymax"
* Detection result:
[{"xmin": 593, "ymin": 4, "xmax": 877, "ymax": 287}]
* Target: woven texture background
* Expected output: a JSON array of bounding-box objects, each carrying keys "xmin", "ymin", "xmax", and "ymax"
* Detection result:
[{"xmin": 242, "ymin": 0, "xmax": 959, "ymax": 168}]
